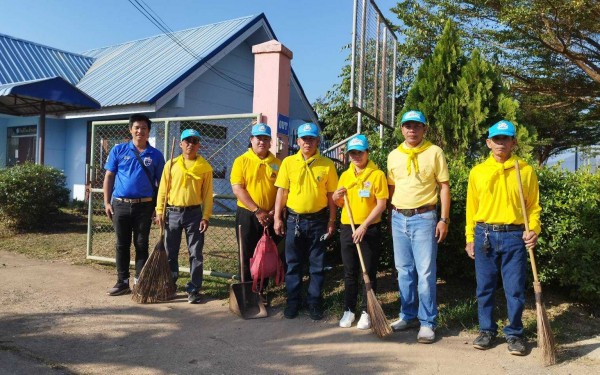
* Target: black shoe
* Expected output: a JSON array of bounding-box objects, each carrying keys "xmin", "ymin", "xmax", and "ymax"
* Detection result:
[
  {"xmin": 507, "ymin": 336, "xmax": 526, "ymax": 356},
  {"xmin": 107, "ymin": 281, "xmax": 131, "ymax": 296},
  {"xmin": 187, "ymin": 292, "xmax": 202, "ymax": 304},
  {"xmin": 473, "ymin": 331, "xmax": 495, "ymax": 350},
  {"xmin": 308, "ymin": 305, "xmax": 323, "ymax": 321},
  {"xmin": 284, "ymin": 305, "xmax": 299, "ymax": 319}
]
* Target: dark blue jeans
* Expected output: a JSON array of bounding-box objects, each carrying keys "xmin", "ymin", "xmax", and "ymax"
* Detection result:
[
  {"xmin": 474, "ymin": 225, "xmax": 527, "ymax": 338},
  {"xmin": 165, "ymin": 207, "xmax": 204, "ymax": 294},
  {"xmin": 284, "ymin": 215, "xmax": 327, "ymax": 307},
  {"xmin": 111, "ymin": 200, "xmax": 154, "ymax": 281}
]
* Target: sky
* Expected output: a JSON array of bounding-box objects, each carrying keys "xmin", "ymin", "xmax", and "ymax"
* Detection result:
[{"xmin": 0, "ymin": 0, "xmax": 399, "ymax": 104}]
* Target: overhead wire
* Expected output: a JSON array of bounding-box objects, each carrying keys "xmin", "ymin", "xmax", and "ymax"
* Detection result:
[{"xmin": 128, "ymin": 0, "xmax": 254, "ymax": 93}]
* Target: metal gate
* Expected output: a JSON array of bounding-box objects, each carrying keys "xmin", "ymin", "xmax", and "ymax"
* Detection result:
[{"xmin": 86, "ymin": 113, "xmax": 261, "ymax": 278}]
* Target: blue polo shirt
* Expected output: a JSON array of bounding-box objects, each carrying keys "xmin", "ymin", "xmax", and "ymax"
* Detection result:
[{"xmin": 104, "ymin": 141, "xmax": 165, "ymax": 199}]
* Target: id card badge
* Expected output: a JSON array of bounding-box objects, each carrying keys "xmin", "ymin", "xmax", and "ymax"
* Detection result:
[{"xmin": 358, "ymin": 189, "xmax": 371, "ymax": 198}]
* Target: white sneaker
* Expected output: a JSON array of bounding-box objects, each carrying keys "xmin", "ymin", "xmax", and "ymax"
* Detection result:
[
  {"xmin": 339, "ymin": 310, "xmax": 355, "ymax": 328},
  {"xmin": 417, "ymin": 326, "xmax": 435, "ymax": 344},
  {"xmin": 356, "ymin": 311, "xmax": 371, "ymax": 330}
]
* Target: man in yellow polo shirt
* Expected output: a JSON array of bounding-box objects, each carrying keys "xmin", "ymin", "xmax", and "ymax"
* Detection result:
[
  {"xmin": 387, "ymin": 110, "xmax": 450, "ymax": 344},
  {"xmin": 332, "ymin": 134, "xmax": 388, "ymax": 330},
  {"xmin": 155, "ymin": 129, "xmax": 213, "ymax": 304},
  {"xmin": 466, "ymin": 120, "xmax": 541, "ymax": 356},
  {"xmin": 273, "ymin": 122, "xmax": 338, "ymax": 320},
  {"xmin": 230, "ymin": 123, "xmax": 281, "ymax": 289}
]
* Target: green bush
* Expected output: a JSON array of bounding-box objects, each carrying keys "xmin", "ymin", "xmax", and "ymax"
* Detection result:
[
  {"xmin": 0, "ymin": 163, "xmax": 70, "ymax": 229},
  {"xmin": 536, "ymin": 166, "xmax": 600, "ymax": 305}
]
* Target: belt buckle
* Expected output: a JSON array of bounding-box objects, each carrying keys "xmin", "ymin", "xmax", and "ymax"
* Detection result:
[{"xmin": 492, "ymin": 224, "xmax": 502, "ymax": 231}]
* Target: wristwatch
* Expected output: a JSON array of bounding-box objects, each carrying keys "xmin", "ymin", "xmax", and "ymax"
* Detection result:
[{"xmin": 439, "ymin": 217, "xmax": 449, "ymax": 224}]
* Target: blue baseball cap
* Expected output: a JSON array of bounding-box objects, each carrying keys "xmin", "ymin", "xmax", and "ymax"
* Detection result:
[
  {"xmin": 346, "ymin": 134, "xmax": 369, "ymax": 152},
  {"xmin": 181, "ymin": 129, "xmax": 201, "ymax": 141},
  {"xmin": 297, "ymin": 122, "xmax": 320, "ymax": 138},
  {"xmin": 401, "ymin": 110, "xmax": 427, "ymax": 125},
  {"xmin": 488, "ymin": 120, "xmax": 516, "ymax": 138},
  {"xmin": 251, "ymin": 123, "xmax": 272, "ymax": 137}
]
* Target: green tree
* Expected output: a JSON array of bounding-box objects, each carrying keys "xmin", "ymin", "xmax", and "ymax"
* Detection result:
[
  {"xmin": 390, "ymin": 0, "xmax": 600, "ymax": 165},
  {"xmin": 401, "ymin": 20, "xmax": 524, "ymax": 161}
]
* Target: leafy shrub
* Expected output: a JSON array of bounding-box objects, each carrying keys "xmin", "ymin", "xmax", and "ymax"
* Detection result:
[
  {"xmin": 536, "ymin": 166, "xmax": 600, "ymax": 305},
  {"xmin": 0, "ymin": 163, "xmax": 70, "ymax": 230}
]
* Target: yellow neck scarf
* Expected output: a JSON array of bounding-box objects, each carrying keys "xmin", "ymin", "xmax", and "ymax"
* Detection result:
[
  {"xmin": 484, "ymin": 154, "xmax": 527, "ymax": 196},
  {"xmin": 175, "ymin": 154, "xmax": 213, "ymax": 188},
  {"xmin": 397, "ymin": 140, "xmax": 432, "ymax": 175},
  {"xmin": 243, "ymin": 148, "xmax": 277, "ymax": 178},
  {"xmin": 344, "ymin": 160, "xmax": 378, "ymax": 190},
  {"xmin": 296, "ymin": 150, "xmax": 320, "ymax": 190}
]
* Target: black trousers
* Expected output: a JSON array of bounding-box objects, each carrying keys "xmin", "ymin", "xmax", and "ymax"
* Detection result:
[
  {"xmin": 111, "ymin": 200, "xmax": 154, "ymax": 281},
  {"xmin": 340, "ymin": 223, "xmax": 382, "ymax": 313},
  {"xmin": 235, "ymin": 207, "xmax": 280, "ymax": 284}
]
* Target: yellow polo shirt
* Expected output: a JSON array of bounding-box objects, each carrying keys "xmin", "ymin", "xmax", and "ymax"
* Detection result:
[
  {"xmin": 387, "ymin": 143, "xmax": 449, "ymax": 208},
  {"xmin": 155, "ymin": 155, "xmax": 213, "ymax": 221},
  {"xmin": 465, "ymin": 155, "xmax": 541, "ymax": 242},
  {"xmin": 230, "ymin": 149, "xmax": 281, "ymax": 211},
  {"xmin": 275, "ymin": 151, "xmax": 338, "ymax": 214},
  {"xmin": 338, "ymin": 160, "xmax": 388, "ymax": 225}
]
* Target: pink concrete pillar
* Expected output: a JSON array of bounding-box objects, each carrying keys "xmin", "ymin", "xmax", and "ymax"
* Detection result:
[{"xmin": 252, "ymin": 40, "xmax": 293, "ymax": 159}]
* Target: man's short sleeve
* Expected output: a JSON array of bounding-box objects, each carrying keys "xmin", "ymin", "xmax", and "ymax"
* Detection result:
[
  {"xmin": 230, "ymin": 157, "xmax": 245, "ymax": 186},
  {"xmin": 104, "ymin": 146, "xmax": 119, "ymax": 173},
  {"xmin": 274, "ymin": 158, "xmax": 290, "ymax": 190}
]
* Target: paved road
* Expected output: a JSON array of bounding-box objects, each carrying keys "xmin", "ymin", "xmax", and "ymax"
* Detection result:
[{"xmin": 1, "ymin": 251, "xmax": 598, "ymax": 374}]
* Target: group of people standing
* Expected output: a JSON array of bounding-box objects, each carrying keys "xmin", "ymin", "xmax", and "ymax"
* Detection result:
[{"xmin": 103, "ymin": 110, "xmax": 541, "ymax": 357}]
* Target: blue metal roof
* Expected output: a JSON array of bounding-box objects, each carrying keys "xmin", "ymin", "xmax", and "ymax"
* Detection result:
[
  {"xmin": 0, "ymin": 77, "xmax": 101, "ymax": 116},
  {"xmin": 0, "ymin": 33, "xmax": 94, "ymax": 86},
  {"xmin": 77, "ymin": 14, "xmax": 265, "ymax": 107}
]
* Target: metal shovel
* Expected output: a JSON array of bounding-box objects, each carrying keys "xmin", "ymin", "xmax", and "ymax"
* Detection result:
[{"xmin": 229, "ymin": 225, "xmax": 268, "ymax": 319}]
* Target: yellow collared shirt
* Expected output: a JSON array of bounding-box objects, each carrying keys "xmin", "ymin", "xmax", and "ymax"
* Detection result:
[
  {"xmin": 155, "ymin": 156, "xmax": 213, "ymax": 221},
  {"xmin": 230, "ymin": 150, "xmax": 281, "ymax": 211},
  {"xmin": 275, "ymin": 152, "xmax": 338, "ymax": 214},
  {"xmin": 338, "ymin": 161, "xmax": 388, "ymax": 225},
  {"xmin": 465, "ymin": 155, "xmax": 541, "ymax": 242},
  {"xmin": 387, "ymin": 144, "xmax": 449, "ymax": 208}
]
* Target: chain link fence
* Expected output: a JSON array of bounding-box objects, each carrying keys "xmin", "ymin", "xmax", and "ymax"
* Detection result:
[{"xmin": 86, "ymin": 114, "xmax": 260, "ymax": 278}]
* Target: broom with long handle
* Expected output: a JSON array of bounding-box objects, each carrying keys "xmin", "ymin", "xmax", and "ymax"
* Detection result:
[
  {"xmin": 343, "ymin": 195, "xmax": 392, "ymax": 338},
  {"xmin": 514, "ymin": 160, "xmax": 556, "ymax": 366},
  {"xmin": 132, "ymin": 137, "xmax": 177, "ymax": 303}
]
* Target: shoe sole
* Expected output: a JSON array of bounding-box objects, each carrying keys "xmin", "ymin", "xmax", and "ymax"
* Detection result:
[
  {"xmin": 107, "ymin": 288, "xmax": 131, "ymax": 296},
  {"xmin": 339, "ymin": 323, "xmax": 353, "ymax": 328},
  {"xmin": 357, "ymin": 325, "xmax": 371, "ymax": 330},
  {"xmin": 417, "ymin": 337, "xmax": 435, "ymax": 344},
  {"xmin": 284, "ymin": 313, "xmax": 298, "ymax": 319},
  {"xmin": 508, "ymin": 350, "xmax": 526, "ymax": 356},
  {"xmin": 473, "ymin": 344, "xmax": 492, "ymax": 350}
]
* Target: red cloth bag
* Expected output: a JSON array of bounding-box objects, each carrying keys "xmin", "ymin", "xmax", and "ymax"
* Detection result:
[{"xmin": 250, "ymin": 227, "xmax": 284, "ymax": 293}]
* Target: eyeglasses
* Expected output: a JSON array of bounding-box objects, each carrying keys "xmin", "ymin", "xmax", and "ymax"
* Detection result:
[{"xmin": 183, "ymin": 137, "xmax": 199, "ymax": 145}]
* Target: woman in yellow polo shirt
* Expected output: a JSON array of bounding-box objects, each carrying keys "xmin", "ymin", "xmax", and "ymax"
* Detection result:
[{"xmin": 332, "ymin": 134, "xmax": 388, "ymax": 330}]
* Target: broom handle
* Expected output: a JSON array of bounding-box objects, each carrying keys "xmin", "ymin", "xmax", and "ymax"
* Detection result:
[
  {"xmin": 514, "ymin": 160, "xmax": 540, "ymax": 283},
  {"xmin": 160, "ymin": 137, "xmax": 177, "ymax": 237},
  {"xmin": 343, "ymin": 195, "xmax": 369, "ymax": 276}
]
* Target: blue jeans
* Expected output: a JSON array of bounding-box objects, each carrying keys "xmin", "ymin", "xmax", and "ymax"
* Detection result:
[
  {"xmin": 284, "ymin": 215, "xmax": 327, "ymax": 307},
  {"xmin": 474, "ymin": 225, "xmax": 527, "ymax": 338},
  {"xmin": 165, "ymin": 207, "xmax": 204, "ymax": 294},
  {"xmin": 391, "ymin": 209, "xmax": 438, "ymax": 328}
]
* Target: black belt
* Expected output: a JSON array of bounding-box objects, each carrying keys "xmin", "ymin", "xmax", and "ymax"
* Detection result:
[
  {"xmin": 167, "ymin": 205, "xmax": 202, "ymax": 212},
  {"xmin": 392, "ymin": 205, "xmax": 436, "ymax": 217},
  {"xmin": 477, "ymin": 223, "xmax": 525, "ymax": 232},
  {"xmin": 287, "ymin": 208, "xmax": 327, "ymax": 220},
  {"xmin": 114, "ymin": 197, "xmax": 153, "ymax": 204}
]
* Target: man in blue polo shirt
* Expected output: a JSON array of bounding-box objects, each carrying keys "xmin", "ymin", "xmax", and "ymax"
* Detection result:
[{"xmin": 103, "ymin": 113, "xmax": 165, "ymax": 296}]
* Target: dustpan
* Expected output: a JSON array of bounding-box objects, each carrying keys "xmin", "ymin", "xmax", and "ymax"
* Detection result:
[{"xmin": 229, "ymin": 225, "xmax": 267, "ymax": 319}]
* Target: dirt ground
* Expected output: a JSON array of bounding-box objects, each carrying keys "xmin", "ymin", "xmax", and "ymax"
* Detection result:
[{"xmin": 1, "ymin": 250, "xmax": 599, "ymax": 375}]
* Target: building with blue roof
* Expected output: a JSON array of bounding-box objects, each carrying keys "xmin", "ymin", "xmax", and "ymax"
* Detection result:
[{"xmin": 0, "ymin": 14, "xmax": 318, "ymax": 199}]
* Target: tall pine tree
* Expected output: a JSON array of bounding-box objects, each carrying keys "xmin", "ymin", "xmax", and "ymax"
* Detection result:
[{"xmin": 401, "ymin": 20, "xmax": 523, "ymax": 161}]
